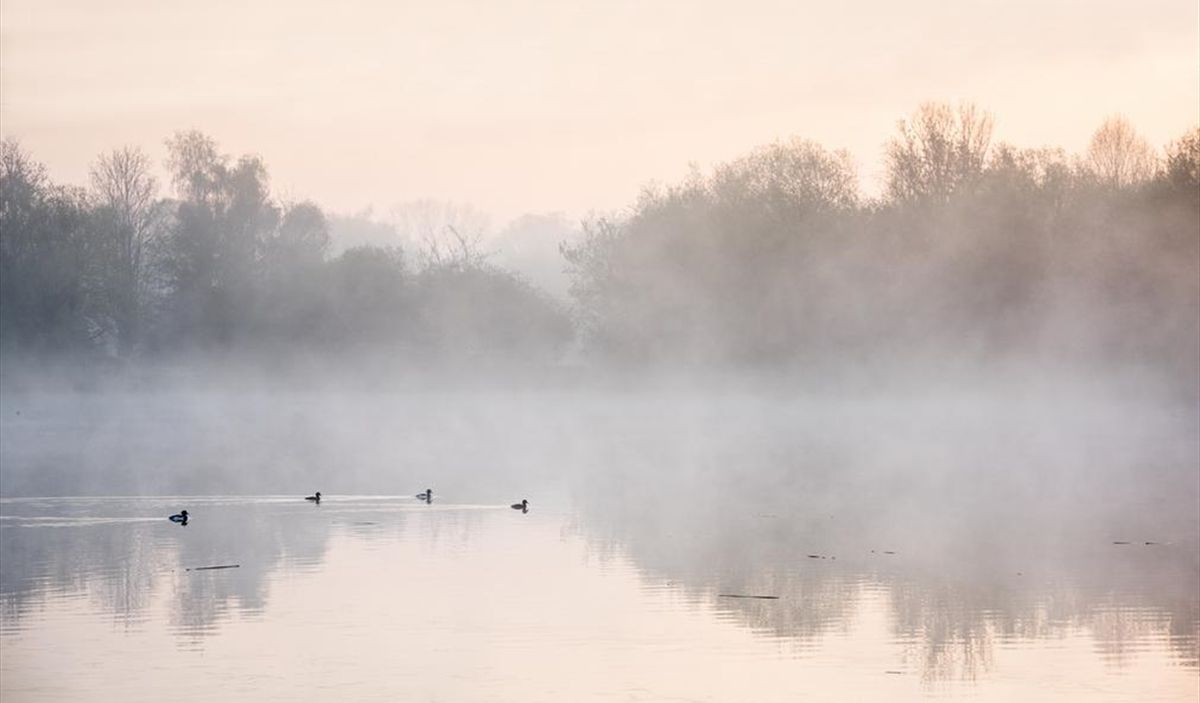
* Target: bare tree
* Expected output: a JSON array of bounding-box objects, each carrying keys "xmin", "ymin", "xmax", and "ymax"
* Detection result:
[
  {"xmin": 90, "ymin": 147, "xmax": 163, "ymax": 356},
  {"xmin": 1086, "ymin": 116, "xmax": 1156, "ymax": 189},
  {"xmin": 389, "ymin": 199, "xmax": 491, "ymax": 270},
  {"xmin": 886, "ymin": 102, "xmax": 994, "ymax": 203}
]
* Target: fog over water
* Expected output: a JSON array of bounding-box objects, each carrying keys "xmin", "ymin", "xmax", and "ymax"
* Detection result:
[
  {"xmin": 2, "ymin": 365, "xmax": 1196, "ymax": 697},
  {"xmin": 1, "ymin": 87, "xmax": 1197, "ymax": 698}
]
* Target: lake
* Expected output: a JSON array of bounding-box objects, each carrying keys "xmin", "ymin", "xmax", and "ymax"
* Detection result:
[{"xmin": 0, "ymin": 385, "xmax": 1197, "ymax": 701}]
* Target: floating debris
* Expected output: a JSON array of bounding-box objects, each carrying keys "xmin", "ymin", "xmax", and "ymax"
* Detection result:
[
  {"xmin": 884, "ymin": 670, "xmax": 905, "ymax": 675},
  {"xmin": 1112, "ymin": 541, "xmax": 1131, "ymax": 545},
  {"xmin": 718, "ymin": 594, "xmax": 780, "ymax": 600},
  {"xmin": 187, "ymin": 564, "xmax": 240, "ymax": 571}
]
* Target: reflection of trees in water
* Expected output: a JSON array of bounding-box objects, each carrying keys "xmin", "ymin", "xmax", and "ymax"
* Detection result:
[
  {"xmin": 887, "ymin": 562, "xmax": 1199, "ymax": 682},
  {"xmin": 567, "ymin": 430, "xmax": 1200, "ymax": 682},
  {"xmin": 0, "ymin": 500, "xmax": 333, "ymax": 638},
  {"xmin": 1, "ymin": 521, "xmax": 167, "ymax": 630},
  {"xmin": 0, "ymin": 500, "xmax": 495, "ymax": 642},
  {"xmin": 164, "ymin": 503, "xmax": 331, "ymax": 638},
  {"xmin": 1169, "ymin": 603, "xmax": 1200, "ymax": 668},
  {"xmin": 1089, "ymin": 603, "xmax": 1173, "ymax": 669},
  {"xmin": 1079, "ymin": 577, "xmax": 1200, "ymax": 671},
  {"xmin": 889, "ymin": 580, "xmax": 999, "ymax": 683}
]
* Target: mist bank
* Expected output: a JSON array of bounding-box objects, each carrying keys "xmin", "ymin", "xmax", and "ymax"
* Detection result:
[
  {"xmin": 1, "ymin": 104, "xmax": 1197, "ymax": 395},
  {"xmin": 0, "ymin": 350, "xmax": 1194, "ymax": 413},
  {"xmin": 1, "ymin": 383, "xmax": 1196, "ymax": 552}
]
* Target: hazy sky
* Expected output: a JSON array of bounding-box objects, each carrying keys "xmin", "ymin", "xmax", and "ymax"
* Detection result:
[{"xmin": 2, "ymin": 0, "xmax": 1197, "ymax": 222}]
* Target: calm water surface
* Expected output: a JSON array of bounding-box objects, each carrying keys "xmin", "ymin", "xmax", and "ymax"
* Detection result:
[{"xmin": 1, "ymin": 494, "xmax": 1196, "ymax": 702}]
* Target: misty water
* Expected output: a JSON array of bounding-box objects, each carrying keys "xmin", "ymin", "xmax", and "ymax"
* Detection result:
[{"xmin": 1, "ymin": 382, "xmax": 1197, "ymax": 701}]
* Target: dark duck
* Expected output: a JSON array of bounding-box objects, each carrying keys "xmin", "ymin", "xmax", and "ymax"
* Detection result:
[
  {"xmin": 416, "ymin": 489, "xmax": 432, "ymax": 503},
  {"xmin": 169, "ymin": 509, "xmax": 189, "ymax": 524},
  {"xmin": 510, "ymin": 499, "xmax": 528, "ymax": 513},
  {"xmin": 305, "ymin": 492, "xmax": 321, "ymax": 504}
]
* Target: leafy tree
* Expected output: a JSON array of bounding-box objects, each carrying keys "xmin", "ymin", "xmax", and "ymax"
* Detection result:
[
  {"xmin": 414, "ymin": 263, "xmax": 572, "ymax": 362},
  {"xmin": 1161, "ymin": 126, "xmax": 1200, "ymax": 198},
  {"xmin": 0, "ymin": 141, "xmax": 98, "ymax": 354},
  {"xmin": 562, "ymin": 139, "xmax": 859, "ymax": 363},
  {"xmin": 255, "ymin": 201, "xmax": 331, "ymax": 345},
  {"xmin": 321, "ymin": 245, "xmax": 411, "ymax": 349},
  {"xmin": 160, "ymin": 131, "xmax": 279, "ymax": 346},
  {"xmin": 264, "ymin": 201, "xmax": 329, "ymax": 271}
]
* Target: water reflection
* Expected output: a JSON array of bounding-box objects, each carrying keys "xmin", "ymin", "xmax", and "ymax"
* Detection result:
[
  {"xmin": 0, "ymin": 496, "xmax": 508, "ymax": 637},
  {"xmin": 1, "ymin": 497, "xmax": 335, "ymax": 638},
  {"xmin": 567, "ymin": 461, "xmax": 1200, "ymax": 684},
  {"xmin": 1, "ymin": 491, "xmax": 1196, "ymax": 700}
]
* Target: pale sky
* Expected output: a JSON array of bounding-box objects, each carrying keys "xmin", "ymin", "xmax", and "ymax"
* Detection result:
[{"xmin": 2, "ymin": 0, "xmax": 1197, "ymax": 222}]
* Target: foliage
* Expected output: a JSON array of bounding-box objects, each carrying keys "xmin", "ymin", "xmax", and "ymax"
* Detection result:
[
  {"xmin": 562, "ymin": 107, "xmax": 1198, "ymax": 387},
  {"xmin": 0, "ymin": 134, "xmax": 572, "ymax": 366},
  {"xmin": 2, "ymin": 107, "xmax": 1195, "ymax": 389}
]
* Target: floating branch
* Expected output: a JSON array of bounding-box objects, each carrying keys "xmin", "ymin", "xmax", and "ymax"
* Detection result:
[
  {"xmin": 187, "ymin": 564, "xmax": 240, "ymax": 571},
  {"xmin": 718, "ymin": 594, "xmax": 780, "ymax": 600}
]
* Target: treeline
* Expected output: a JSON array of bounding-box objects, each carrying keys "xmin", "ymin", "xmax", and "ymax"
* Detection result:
[
  {"xmin": 564, "ymin": 105, "xmax": 1199, "ymax": 386},
  {"xmin": 0, "ymin": 132, "xmax": 571, "ymax": 368},
  {"xmin": 2, "ymin": 103, "xmax": 1198, "ymax": 385}
]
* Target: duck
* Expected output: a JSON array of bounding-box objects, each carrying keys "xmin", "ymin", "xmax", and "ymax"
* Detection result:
[
  {"xmin": 305, "ymin": 492, "xmax": 321, "ymax": 504},
  {"xmin": 169, "ymin": 510, "xmax": 189, "ymax": 524},
  {"xmin": 510, "ymin": 499, "xmax": 528, "ymax": 513},
  {"xmin": 415, "ymin": 488, "xmax": 432, "ymax": 503}
]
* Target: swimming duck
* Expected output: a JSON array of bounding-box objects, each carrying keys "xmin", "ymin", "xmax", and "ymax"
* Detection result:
[
  {"xmin": 305, "ymin": 492, "xmax": 321, "ymax": 503},
  {"xmin": 510, "ymin": 499, "xmax": 528, "ymax": 513},
  {"xmin": 169, "ymin": 510, "xmax": 189, "ymax": 524},
  {"xmin": 416, "ymin": 488, "xmax": 432, "ymax": 503}
]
